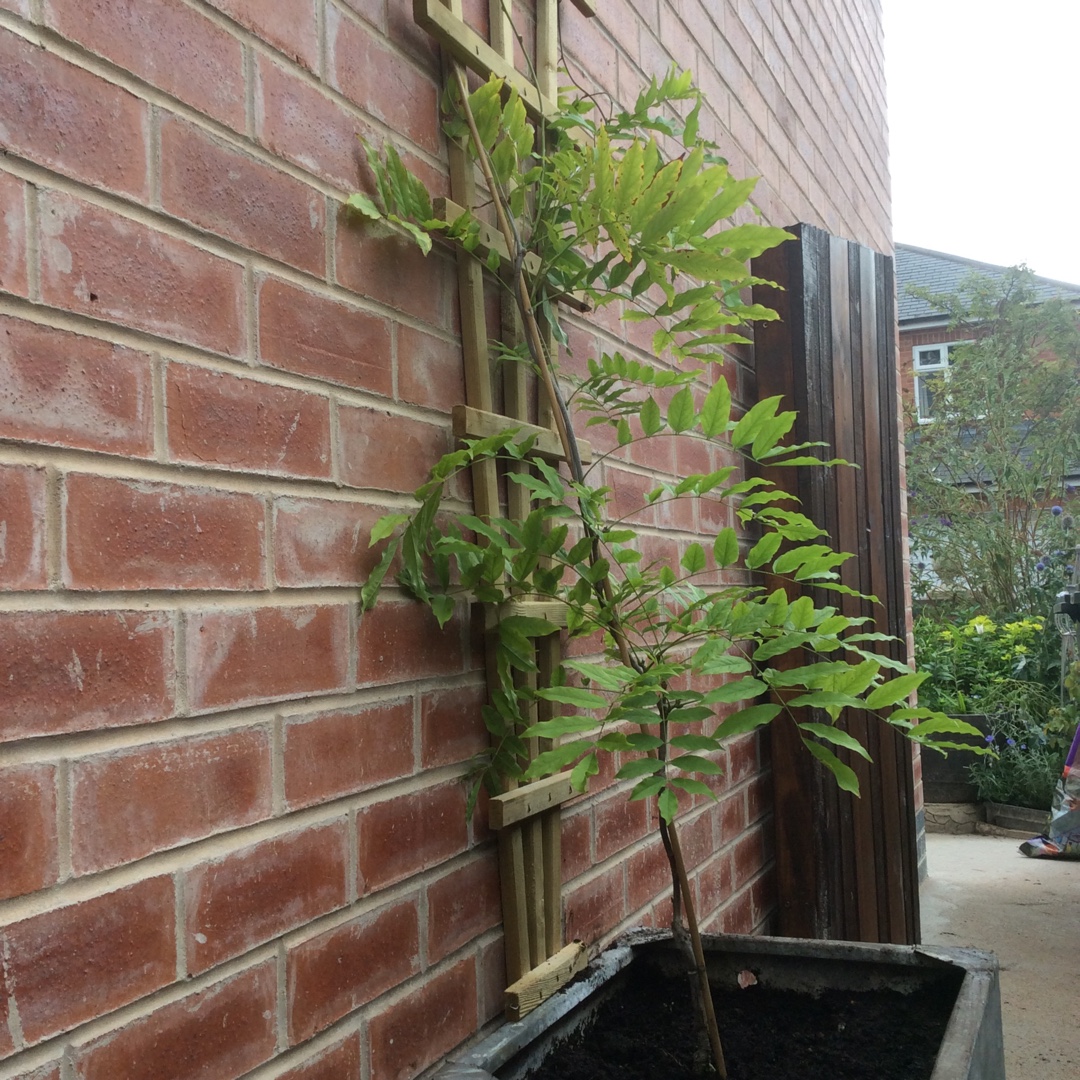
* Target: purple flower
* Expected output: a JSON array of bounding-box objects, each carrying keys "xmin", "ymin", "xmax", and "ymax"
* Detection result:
[
  {"xmin": 1052, "ymin": 505, "xmax": 1064, "ymax": 516},
  {"xmin": 1035, "ymin": 561, "xmax": 1046, "ymax": 571},
  {"xmin": 1006, "ymin": 737, "xmax": 1016, "ymax": 747},
  {"xmin": 984, "ymin": 734, "xmax": 995, "ymax": 743},
  {"xmin": 1021, "ymin": 744, "xmax": 1028, "ymax": 750},
  {"xmin": 939, "ymin": 515, "xmax": 953, "ymax": 527}
]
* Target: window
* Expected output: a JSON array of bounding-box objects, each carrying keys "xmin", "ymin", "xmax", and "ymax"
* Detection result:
[{"xmin": 913, "ymin": 342, "xmax": 963, "ymax": 422}]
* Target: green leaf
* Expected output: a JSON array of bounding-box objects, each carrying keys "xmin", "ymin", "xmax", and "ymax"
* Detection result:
[
  {"xmin": 499, "ymin": 615, "xmax": 561, "ymax": 639},
  {"xmin": 731, "ymin": 396, "xmax": 783, "ymax": 448},
  {"xmin": 702, "ymin": 677, "xmax": 768, "ymax": 704},
  {"xmin": 787, "ymin": 691, "xmax": 867, "ymax": 711},
  {"xmin": 522, "ymin": 739, "xmax": 593, "ymax": 779},
  {"xmin": 347, "ymin": 191, "xmax": 381, "ymax": 220},
  {"xmin": 570, "ymin": 753, "xmax": 599, "ymax": 792},
  {"xmin": 658, "ymin": 787, "xmax": 679, "ymax": 823},
  {"xmin": 712, "ymin": 703, "xmax": 781, "ymax": 739},
  {"xmin": 563, "ymin": 660, "xmax": 636, "ymax": 691},
  {"xmin": 699, "ymin": 378, "xmax": 731, "ymax": 437},
  {"xmin": 640, "ymin": 396, "xmax": 662, "ymax": 436},
  {"xmin": 630, "ymin": 775, "xmax": 668, "ymax": 801},
  {"xmin": 360, "ymin": 537, "xmax": 398, "ymax": 610},
  {"xmin": 534, "ymin": 686, "xmax": 608, "ymax": 710},
  {"xmin": 670, "ymin": 753, "xmax": 723, "ymax": 775},
  {"xmin": 369, "ymin": 513, "xmax": 409, "ymax": 546},
  {"xmin": 803, "ymin": 738, "xmax": 860, "ymax": 795},
  {"xmin": 616, "ymin": 757, "xmax": 665, "ymax": 780},
  {"xmin": 864, "ymin": 672, "xmax": 927, "ymax": 710},
  {"xmin": 713, "ymin": 527, "xmax": 739, "ymax": 566},
  {"xmin": 431, "ymin": 593, "xmax": 454, "ymax": 628},
  {"xmin": 798, "ymin": 722, "xmax": 872, "ymax": 761},
  {"xmin": 667, "ymin": 385, "xmax": 696, "ymax": 432},
  {"xmin": 523, "ymin": 716, "xmax": 600, "ymax": 738},
  {"xmin": 670, "ymin": 733, "xmax": 722, "ymax": 752},
  {"xmin": 681, "ymin": 542, "xmax": 707, "ymax": 574},
  {"xmin": 745, "ymin": 532, "xmax": 782, "ymax": 569},
  {"xmin": 668, "ymin": 777, "xmax": 717, "ymax": 799}
]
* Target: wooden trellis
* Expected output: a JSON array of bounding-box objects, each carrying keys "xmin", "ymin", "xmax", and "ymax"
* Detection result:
[{"xmin": 414, "ymin": 0, "xmax": 597, "ymax": 1018}]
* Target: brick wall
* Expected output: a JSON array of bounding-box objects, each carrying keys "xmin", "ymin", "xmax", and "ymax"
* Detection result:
[{"xmin": 0, "ymin": 2, "xmax": 891, "ymax": 1077}]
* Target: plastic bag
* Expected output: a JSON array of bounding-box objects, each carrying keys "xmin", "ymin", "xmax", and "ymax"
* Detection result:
[{"xmin": 1019, "ymin": 720, "xmax": 1080, "ymax": 858}]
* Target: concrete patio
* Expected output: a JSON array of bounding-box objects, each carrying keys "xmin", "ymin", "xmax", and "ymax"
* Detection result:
[{"xmin": 921, "ymin": 832, "xmax": 1080, "ymax": 1079}]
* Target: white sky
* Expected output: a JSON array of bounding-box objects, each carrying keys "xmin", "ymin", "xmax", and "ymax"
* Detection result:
[{"xmin": 884, "ymin": 1, "xmax": 1080, "ymax": 285}]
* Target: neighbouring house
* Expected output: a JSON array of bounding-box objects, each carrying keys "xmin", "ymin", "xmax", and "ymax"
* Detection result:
[
  {"xmin": 895, "ymin": 243, "xmax": 1080, "ymax": 424},
  {"xmin": 0, "ymin": 4, "xmax": 908, "ymax": 1079}
]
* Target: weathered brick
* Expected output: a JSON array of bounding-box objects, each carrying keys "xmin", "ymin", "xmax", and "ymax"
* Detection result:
[
  {"xmin": 186, "ymin": 604, "xmax": 351, "ymax": 712},
  {"xmin": 185, "ymin": 821, "xmax": 348, "ymax": 974},
  {"xmin": 275, "ymin": 1033, "xmax": 362, "ymax": 1080},
  {"xmin": 397, "ymin": 324, "xmax": 466, "ymax": 410},
  {"xmin": 74, "ymin": 962, "xmax": 277, "ymax": 1080},
  {"xmin": 0, "ymin": 170, "xmax": 28, "ymax": 298},
  {"xmin": 255, "ymin": 55, "xmax": 370, "ymax": 190},
  {"xmin": 71, "ymin": 728, "xmax": 272, "ymax": 874},
  {"xmin": 63, "ymin": 474, "xmax": 266, "ymax": 591},
  {"xmin": 0, "ymin": 763, "xmax": 58, "ymax": 901},
  {"xmin": 44, "ymin": 0, "xmax": 246, "ymax": 130},
  {"xmin": 0, "ymin": 464, "xmax": 47, "ymax": 590},
  {"xmin": 160, "ymin": 117, "xmax": 325, "ymax": 275},
  {"xmin": 733, "ymin": 827, "xmax": 766, "ymax": 890},
  {"xmin": 0, "ymin": 30, "xmax": 148, "ymax": 198},
  {"xmin": 273, "ymin": 495, "xmax": 388, "ymax": 588},
  {"xmin": 627, "ymin": 838, "xmax": 672, "ymax": 915},
  {"xmin": 564, "ymin": 863, "xmax": 625, "ymax": 944},
  {"xmin": 327, "ymin": 7, "xmax": 440, "ymax": 156},
  {"xmin": 0, "ymin": 315, "xmax": 154, "ymax": 458},
  {"xmin": 420, "ymin": 683, "xmax": 486, "ymax": 769},
  {"xmin": 338, "ymin": 405, "xmax": 448, "ymax": 493},
  {"xmin": 594, "ymin": 791, "xmax": 649, "ymax": 862},
  {"xmin": 427, "ymin": 852, "xmax": 501, "ymax": 964},
  {"xmin": 336, "ymin": 225, "xmax": 458, "ymax": 333},
  {"xmin": 357, "ymin": 599, "xmax": 466, "ymax": 686},
  {"xmin": 207, "ymin": 0, "xmax": 319, "ymax": 71},
  {"xmin": 368, "ymin": 958, "xmax": 477, "ymax": 1080},
  {"xmin": 560, "ymin": 807, "xmax": 593, "ymax": 883},
  {"xmin": 357, "ymin": 782, "xmax": 468, "ymax": 894},
  {"xmin": 287, "ymin": 898, "xmax": 419, "ymax": 1044},
  {"xmin": 1, "ymin": 877, "xmax": 175, "ymax": 1045},
  {"xmin": 258, "ymin": 275, "xmax": 392, "ymax": 394},
  {"xmin": 284, "ymin": 699, "xmax": 413, "ymax": 810},
  {"xmin": 39, "ymin": 191, "xmax": 246, "ymax": 357},
  {"xmin": 167, "ymin": 363, "xmax": 331, "ymax": 478},
  {"xmin": 0, "ymin": 610, "xmax": 173, "ymax": 742}
]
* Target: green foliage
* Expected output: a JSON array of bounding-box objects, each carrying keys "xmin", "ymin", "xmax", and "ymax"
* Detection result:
[
  {"xmin": 354, "ymin": 70, "xmax": 980, "ymax": 829},
  {"xmin": 967, "ymin": 713, "xmax": 1064, "ymax": 810},
  {"xmin": 906, "ymin": 267, "xmax": 1080, "ymax": 618}
]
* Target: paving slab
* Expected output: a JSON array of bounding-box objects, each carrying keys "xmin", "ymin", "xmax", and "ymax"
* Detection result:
[{"xmin": 921, "ymin": 833, "xmax": 1080, "ymax": 1079}]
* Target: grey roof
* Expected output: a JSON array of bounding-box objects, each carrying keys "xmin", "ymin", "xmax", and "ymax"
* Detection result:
[{"xmin": 895, "ymin": 243, "xmax": 1080, "ymax": 323}]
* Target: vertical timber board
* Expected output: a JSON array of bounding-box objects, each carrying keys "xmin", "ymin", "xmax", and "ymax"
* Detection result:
[{"xmin": 753, "ymin": 224, "xmax": 918, "ymax": 944}]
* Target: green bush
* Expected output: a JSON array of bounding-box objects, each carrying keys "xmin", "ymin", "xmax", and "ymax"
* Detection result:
[{"xmin": 967, "ymin": 713, "xmax": 1063, "ymax": 810}]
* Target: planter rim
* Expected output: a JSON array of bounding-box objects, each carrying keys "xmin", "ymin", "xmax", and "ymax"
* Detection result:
[{"xmin": 435, "ymin": 930, "xmax": 1001, "ymax": 1080}]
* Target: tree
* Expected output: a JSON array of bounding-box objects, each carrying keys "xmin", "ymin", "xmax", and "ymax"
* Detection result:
[{"xmin": 905, "ymin": 267, "xmax": 1080, "ymax": 619}]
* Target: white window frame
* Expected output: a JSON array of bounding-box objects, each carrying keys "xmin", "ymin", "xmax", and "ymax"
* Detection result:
[{"xmin": 913, "ymin": 341, "xmax": 966, "ymax": 423}]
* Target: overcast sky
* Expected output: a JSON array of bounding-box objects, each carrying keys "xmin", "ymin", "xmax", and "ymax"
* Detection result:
[{"xmin": 884, "ymin": 1, "xmax": 1080, "ymax": 285}]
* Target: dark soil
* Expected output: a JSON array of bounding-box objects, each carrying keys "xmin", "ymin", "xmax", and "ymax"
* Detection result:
[{"xmin": 520, "ymin": 962, "xmax": 957, "ymax": 1080}]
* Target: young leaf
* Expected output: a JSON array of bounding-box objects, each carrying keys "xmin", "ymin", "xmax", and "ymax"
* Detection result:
[
  {"xmin": 681, "ymin": 542, "xmax": 707, "ymax": 574},
  {"xmin": 347, "ymin": 192, "xmax": 381, "ymax": 220},
  {"xmin": 865, "ymin": 671, "xmax": 927, "ymax": 710},
  {"xmin": 616, "ymin": 757, "xmax": 666, "ymax": 780},
  {"xmin": 570, "ymin": 753, "xmax": 599, "ymax": 791},
  {"xmin": 798, "ymin": 722, "xmax": 872, "ymax": 761},
  {"xmin": 713, "ymin": 527, "xmax": 739, "ymax": 566},
  {"xmin": 369, "ymin": 513, "xmax": 409, "ymax": 546},
  {"xmin": 667, "ymin": 385, "xmax": 696, "ymax": 432},
  {"xmin": 745, "ymin": 532, "xmax": 782, "ymax": 569},
  {"xmin": 658, "ymin": 787, "xmax": 679, "ymax": 823},
  {"xmin": 803, "ymin": 738, "xmax": 860, "ymax": 795},
  {"xmin": 534, "ymin": 686, "xmax": 609, "ymax": 710},
  {"xmin": 712, "ymin": 703, "xmax": 781, "ymax": 739},
  {"xmin": 640, "ymin": 396, "xmax": 663, "ymax": 436},
  {"xmin": 670, "ymin": 753, "xmax": 723, "ymax": 775},
  {"xmin": 699, "ymin": 378, "xmax": 732, "ymax": 436}
]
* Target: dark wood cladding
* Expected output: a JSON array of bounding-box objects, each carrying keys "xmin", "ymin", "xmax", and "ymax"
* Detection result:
[{"xmin": 752, "ymin": 224, "xmax": 918, "ymax": 944}]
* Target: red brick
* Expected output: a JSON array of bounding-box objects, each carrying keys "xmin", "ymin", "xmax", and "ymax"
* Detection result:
[
  {"xmin": 276, "ymin": 1033, "xmax": 362, "ymax": 1080},
  {"xmin": 0, "ymin": 315, "xmax": 154, "ymax": 457},
  {"xmin": 720, "ymin": 886, "xmax": 754, "ymax": 934},
  {"xmin": 186, "ymin": 604, "xmax": 350, "ymax": 711},
  {"xmin": 357, "ymin": 782, "xmax": 468, "ymax": 894},
  {"xmin": 397, "ymin": 325, "xmax": 466, "ymax": 410},
  {"xmin": 564, "ymin": 864, "xmax": 625, "ymax": 943},
  {"xmin": 357, "ymin": 599, "xmax": 466, "ymax": 686},
  {"xmin": 44, "ymin": 0, "xmax": 245, "ymax": 130},
  {"xmin": 0, "ymin": 763, "xmax": 58, "ymax": 901},
  {"xmin": 255, "ymin": 55, "xmax": 369, "ymax": 190},
  {"xmin": 284, "ymin": 699, "xmax": 413, "ymax": 810},
  {"xmin": 39, "ymin": 191, "xmax": 245, "ymax": 357},
  {"xmin": 420, "ymin": 683, "xmax": 486, "ymax": 769},
  {"xmin": 478, "ymin": 936, "xmax": 506, "ymax": 1024},
  {"xmin": 160, "ymin": 117, "xmax": 325, "ymax": 275},
  {"xmin": 258, "ymin": 275, "xmax": 392, "ymax": 393},
  {"xmin": 273, "ymin": 495, "xmax": 389, "ymax": 588},
  {"xmin": 336, "ymin": 225, "xmax": 458, "ymax": 333},
  {"xmin": 729, "ymin": 731, "xmax": 760, "ymax": 783},
  {"xmin": 1, "ymin": 877, "xmax": 175, "ymax": 1045},
  {"xmin": 561, "ymin": 807, "xmax": 593, "ymax": 883},
  {"xmin": 427, "ymin": 852, "xmax": 501, "ymax": 964},
  {"xmin": 0, "ymin": 610, "xmax": 173, "ymax": 742},
  {"xmin": 71, "ymin": 728, "xmax": 272, "ymax": 874},
  {"xmin": 594, "ymin": 791, "xmax": 649, "ymax": 862},
  {"xmin": 733, "ymin": 828, "xmax": 766, "ymax": 890},
  {"xmin": 167, "ymin": 363, "xmax": 331, "ymax": 478},
  {"xmin": 0, "ymin": 948, "xmax": 12, "ymax": 1057},
  {"xmin": 338, "ymin": 405, "xmax": 448, "ymax": 493},
  {"xmin": 368, "ymin": 958, "xmax": 477, "ymax": 1080},
  {"xmin": 0, "ymin": 464, "xmax": 47, "ymax": 590},
  {"xmin": 627, "ymin": 838, "xmax": 672, "ymax": 914},
  {"xmin": 63, "ymin": 474, "xmax": 266, "ymax": 591},
  {"xmin": 0, "ymin": 0, "xmax": 29, "ymax": 15},
  {"xmin": 185, "ymin": 822, "xmax": 348, "ymax": 974},
  {"xmin": 327, "ymin": 8, "xmax": 440, "ymax": 156},
  {"xmin": 0, "ymin": 30, "xmax": 148, "ymax": 198},
  {"xmin": 207, "ymin": 0, "xmax": 318, "ymax": 71},
  {"xmin": 74, "ymin": 962, "xmax": 276, "ymax": 1080},
  {"xmin": 287, "ymin": 899, "xmax": 419, "ymax": 1044},
  {"xmin": 0, "ymin": 170, "xmax": 28, "ymax": 297}
]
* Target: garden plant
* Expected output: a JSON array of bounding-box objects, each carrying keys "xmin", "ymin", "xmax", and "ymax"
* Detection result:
[{"xmin": 354, "ymin": 69, "xmax": 977, "ymax": 1076}]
